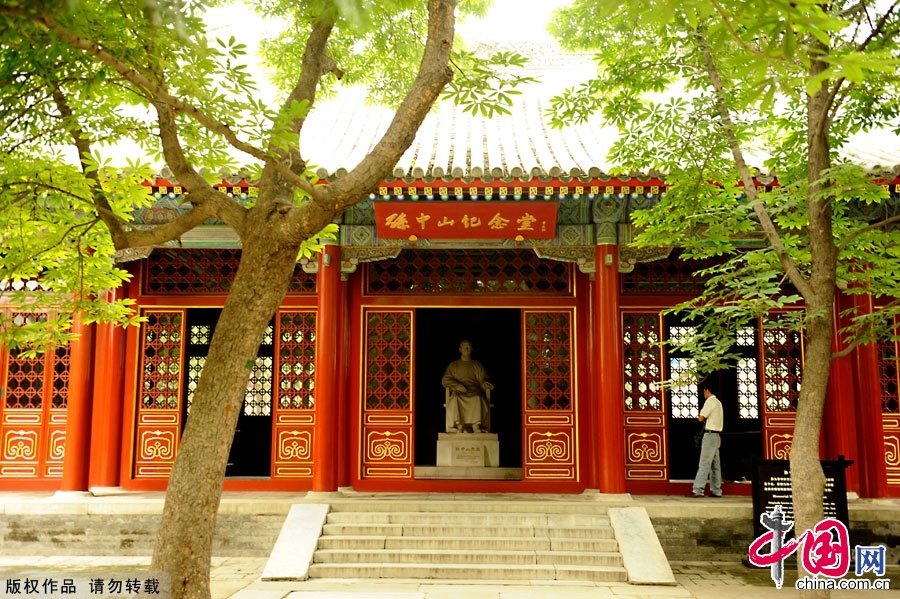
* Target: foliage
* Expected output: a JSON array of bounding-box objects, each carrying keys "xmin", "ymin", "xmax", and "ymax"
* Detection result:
[
  {"xmin": 549, "ymin": 0, "xmax": 900, "ymax": 381},
  {"xmin": 258, "ymin": 0, "xmax": 532, "ymax": 112},
  {"xmin": 0, "ymin": 1, "xmax": 512, "ymax": 598},
  {"xmin": 0, "ymin": 0, "xmax": 527, "ymax": 354}
]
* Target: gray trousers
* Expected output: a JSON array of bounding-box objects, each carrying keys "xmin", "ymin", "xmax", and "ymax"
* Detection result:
[{"xmin": 692, "ymin": 431, "xmax": 722, "ymax": 496}]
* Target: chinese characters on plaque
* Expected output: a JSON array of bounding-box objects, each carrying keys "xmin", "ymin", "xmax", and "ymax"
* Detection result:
[{"xmin": 374, "ymin": 202, "xmax": 558, "ymax": 240}]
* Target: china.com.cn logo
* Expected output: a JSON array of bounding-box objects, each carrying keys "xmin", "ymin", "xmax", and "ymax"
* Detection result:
[{"xmin": 749, "ymin": 505, "xmax": 890, "ymax": 590}]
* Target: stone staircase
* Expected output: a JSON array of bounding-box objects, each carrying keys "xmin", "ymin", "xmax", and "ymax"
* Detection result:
[{"xmin": 307, "ymin": 499, "xmax": 628, "ymax": 582}]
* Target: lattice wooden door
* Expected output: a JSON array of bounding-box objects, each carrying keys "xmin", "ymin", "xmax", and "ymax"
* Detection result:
[
  {"xmin": 761, "ymin": 318, "xmax": 802, "ymax": 459},
  {"xmin": 360, "ymin": 310, "xmax": 414, "ymax": 478},
  {"xmin": 522, "ymin": 310, "xmax": 578, "ymax": 480},
  {"xmin": 0, "ymin": 312, "xmax": 69, "ymax": 480}
]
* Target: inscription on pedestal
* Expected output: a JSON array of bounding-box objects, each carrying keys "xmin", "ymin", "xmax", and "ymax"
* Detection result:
[
  {"xmin": 453, "ymin": 443, "xmax": 485, "ymax": 466},
  {"xmin": 436, "ymin": 433, "xmax": 500, "ymax": 468}
]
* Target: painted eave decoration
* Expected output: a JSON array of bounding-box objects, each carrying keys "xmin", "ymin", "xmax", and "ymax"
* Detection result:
[{"xmin": 129, "ymin": 42, "xmax": 900, "ymax": 256}]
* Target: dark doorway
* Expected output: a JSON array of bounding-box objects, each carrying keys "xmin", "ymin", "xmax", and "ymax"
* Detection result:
[
  {"xmin": 183, "ymin": 308, "xmax": 273, "ymax": 477},
  {"xmin": 414, "ymin": 308, "xmax": 522, "ymax": 468},
  {"xmin": 665, "ymin": 314, "xmax": 763, "ymax": 482}
]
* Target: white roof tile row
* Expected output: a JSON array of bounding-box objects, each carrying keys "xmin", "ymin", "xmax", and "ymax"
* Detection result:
[{"xmin": 299, "ymin": 43, "xmax": 900, "ymax": 182}]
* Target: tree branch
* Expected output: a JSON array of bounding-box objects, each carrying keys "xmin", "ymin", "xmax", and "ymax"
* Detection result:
[
  {"xmin": 285, "ymin": 0, "xmax": 456, "ymax": 242},
  {"xmin": 255, "ymin": 14, "xmax": 336, "ymax": 215},
  {"xmin": 858, "ymin": 2, "xmax": 900, "ymax": 52},
  {"xmin": 151, "ymin": 100, "xmax": 249, "ymax": 238},
  {"xmin": 836, "ymin": 213, "xmax": 900, "ymax": 256},
  {"xmin": 832, "ymin": 297, "xmax": 900, "ymax": 359},
  {"xmin": 33, "ymin": 12, "xmax": 316, "ymax": 198},
  {"xmin": 697, "ymin": 34, "xmax": 814, "ymax": 299},
  {"xmin": 50, "ymin": 79, "xmax": 239, "ymax": 251}
]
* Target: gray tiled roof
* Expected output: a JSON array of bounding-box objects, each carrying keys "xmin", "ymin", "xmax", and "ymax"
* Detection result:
[{"xmin": 300, "ymin": 42, "xmax": 900, "ymax": 183}]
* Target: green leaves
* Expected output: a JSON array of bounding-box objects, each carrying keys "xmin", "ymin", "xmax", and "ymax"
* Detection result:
[
  {"xmin": 551, "ymin": 0, "xmax": 900, "ymax": 379},
  {"xmin": 442, "ymin": 49, "xmax": 537, "ymax": 117}
]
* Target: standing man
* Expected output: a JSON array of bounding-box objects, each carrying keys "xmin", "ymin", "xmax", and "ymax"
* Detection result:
[{"xmin": 690, "ymin": 386, "xmax": 724, "ymax": 498}]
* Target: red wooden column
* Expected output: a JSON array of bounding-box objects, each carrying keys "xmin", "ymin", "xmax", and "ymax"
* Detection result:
[
  {"xmin": 88, "ymin": 289, "xmax": 127, "ymax": 489},
  {"xmin": 312, "ymin": 243, "xmax": 341, "ymax": 491},
  {"xmin": 60, "ymin": 312, "xmax": 96, "ymax": 492},
  {"xmin": 850, "ymin": 292, "xmax": 888, "ymax": 497},
  {"xmin": 594, "ymin": 244, "xmax": 626, "ymax": 493},
  {"xmin": 822, "ymin": 294, "xmax": 860, "ymax": 492},
  {"xmin": 336, "ymin": 273, "xmax": 351, "ymax": 488}
]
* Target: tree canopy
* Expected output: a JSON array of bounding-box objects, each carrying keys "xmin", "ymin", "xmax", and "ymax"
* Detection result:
[
  {"xmin": 549, "ymin": 0, "xmax": 900, "ymax": 592},
  {"xmin": 0, "ymin": 2, "xmax": 537, "ymax": 598}
]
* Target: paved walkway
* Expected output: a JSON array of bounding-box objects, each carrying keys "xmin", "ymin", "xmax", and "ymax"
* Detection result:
[
  {"xmin": 1, "ymin": 491, "xmax": 898, "ymax": 598},
  {"xmin": 3, "ymin": 556, "xmax": 897, "ymax": 599}
]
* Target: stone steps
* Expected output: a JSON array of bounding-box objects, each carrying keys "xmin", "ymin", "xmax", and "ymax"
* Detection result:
[
  {"xmin": 314, "ymin": 548, "xmax": 623, "ymax": 566},
  {"xmin": 307, "ymin": 562, "xmax": 628, "ymax": 582},
  {"xmin": 315, "ymin": 535, "xmax": 619, "ymax": 552},
  {"xmin": 308, "ymin": 501, "xmax": 628, "ymax": 583},
  {"xmin": 321, "ymin": 523, "xmax": 615, "ymax": 539}
]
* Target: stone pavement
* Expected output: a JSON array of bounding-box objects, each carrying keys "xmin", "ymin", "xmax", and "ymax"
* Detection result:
[
  {"xmin": 1, "ymin": 491, "xmax": 898, "ymax": 598},
  {"xmin": 3, "ymin": 556, "xmax": 898, "ymax": 599}
]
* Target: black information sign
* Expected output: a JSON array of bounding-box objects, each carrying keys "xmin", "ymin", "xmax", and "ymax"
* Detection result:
[{"xmin": 750, "ymin": 456, "xmax": 852, "ymax": 539}]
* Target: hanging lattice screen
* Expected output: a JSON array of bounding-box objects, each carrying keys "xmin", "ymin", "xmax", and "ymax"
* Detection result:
[
  {"xmin": 667, "ymin": 325, "xmax": 698, "ymax": 418},
  {"xmin": 366, "ymin": 249, "xmax": 571, "ymax": 295},
  {"xmin": 185, "ymin": 325, "xmax": 274, "ymax": 416},
  {"xmin": 143, "ymin": 249, "xmax": 316, "ymax": 294}
]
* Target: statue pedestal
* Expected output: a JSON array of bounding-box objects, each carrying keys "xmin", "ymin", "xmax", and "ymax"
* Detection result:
[{"xmin": 436, "ymin": 432, "xmax": 499, "ymax": 468}]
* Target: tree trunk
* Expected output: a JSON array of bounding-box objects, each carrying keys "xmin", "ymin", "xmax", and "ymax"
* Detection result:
[
  {"xmin": 150, "ymin": 233, "xmax": 300, "ymax": 599},
  {"xmin": 790, "ymin": 292, "xmax": 832, "ymax": 599},
  {"xmin": 791, "ymin": 70, "xmax": 838, "ymax": 598}
]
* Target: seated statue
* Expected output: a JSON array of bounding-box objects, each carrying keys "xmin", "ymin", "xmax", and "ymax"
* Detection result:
[{"xmin": 442, "ymin": 340, "xmax": 493, "ymax": 433}]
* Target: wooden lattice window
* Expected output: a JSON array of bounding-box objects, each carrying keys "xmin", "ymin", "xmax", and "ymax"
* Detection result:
[
  {"xmin": 880, "ymin": 337, "xmax": 899, "ymax": 414},
  {"xmin": 143, "ymin": 249, "xmax": 316, "ymax": 294},
  {"xmin": 365, "ymin": 249, "xmax": 571, "ymax": 295},
  {"xmin": 364, "ymin": 312, "xmax": 412, "ymax": 409},
  {"xmin": 5, "ymin": 348, "xmax": 45, "ymax": 410},
  {"xmin": 277, "ymin": 312, "xmax": 317, "ymax": 409},
  {"xmin": 139, "ymin": 312, "xmax": 184, "ymax": 409},
  {"xmin": 185, "ymin": 318, "xmax": 274, "ymax": 416},
  {"xmin": 666, "ymin": 325, "xmax": 698, "ymax": 418},
  {"xmin": 621, "ymin": 256, "xmax": 721, "ymax": 295},
  {"xmin": 244, "ymin": 327, "xmax": 274, "ymax": 417},
  {"xmin": 762, "ymin": 325, "xmax": 802, "ymax": 412},
  {"xmin": 735, "ymin": 327, "xmax": 760, "ymax": 419},
  {"xmin": 622, "ymin": 312, "xmax": 662, "ymax": 411},
  {"xmin": 524, "ymin": 312, "xmax": 571, "ymax": 410},
  {"xmin": 50, "ymin": 345, "xmax": 70, "ymax": 409},
  {"xmin": 5, "ymin": 313, "xmax": 49, "ymax": 410}
]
